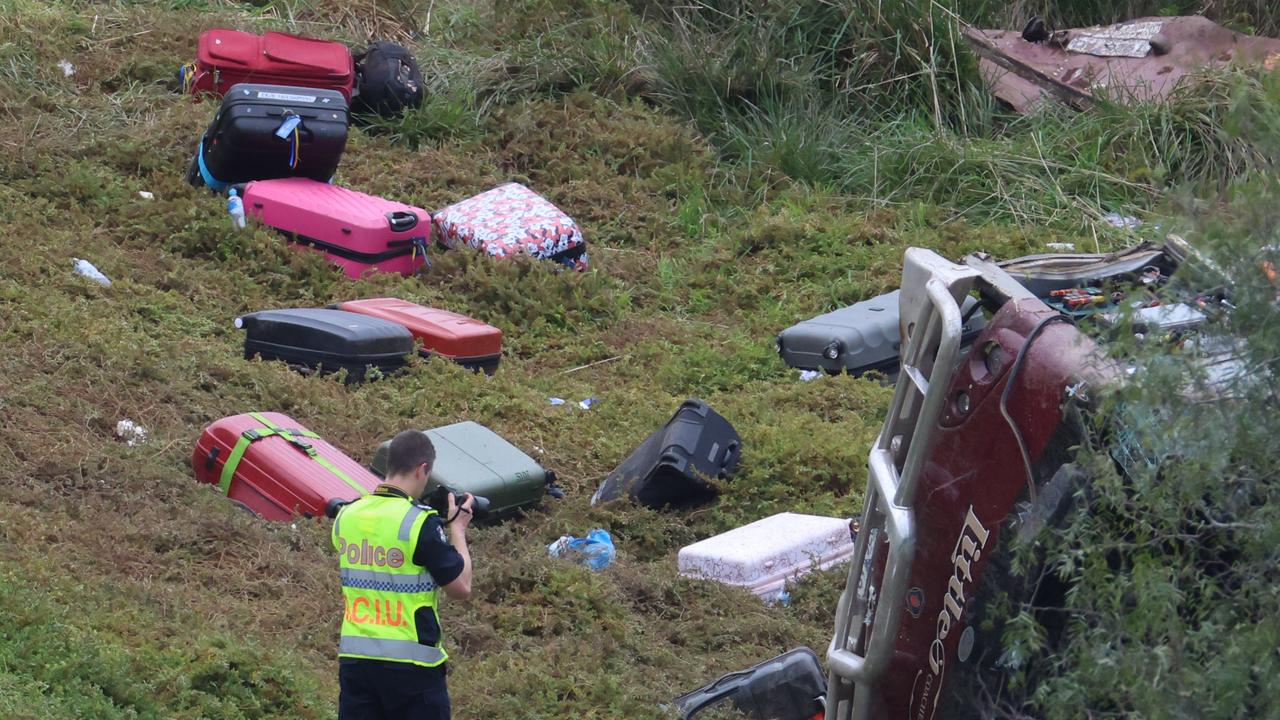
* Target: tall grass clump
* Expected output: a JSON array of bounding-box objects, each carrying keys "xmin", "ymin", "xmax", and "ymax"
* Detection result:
[
  {"xmin": 639, "ymin": 0, "xmax": 990, "ymax": 133},
  {"xmin": 983, "ymin": 74, "xmax": 1280, "ymax": 719}
]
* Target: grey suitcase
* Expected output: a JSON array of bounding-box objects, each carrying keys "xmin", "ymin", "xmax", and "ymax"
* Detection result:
[
  {"xmin": 369, "ymin": 421, "xmax": 553, "ymax": 519},
  {"xmin": 776, "ymin": 290, "xmax": 986, "ymax": 378}
]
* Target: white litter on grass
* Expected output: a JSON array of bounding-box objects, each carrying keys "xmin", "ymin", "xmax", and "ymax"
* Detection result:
[
  {"xmin": 73, "ymin": 258, "xmax": 111, "ymax": 286},
  {"xmin": 799, "ymin": 370, "xmax": 822, "ymax": 382},
  {"xmin": 57, "ymin": 60, "xmax": 75, "ymax": 77},
  {"xmin": 115, "ymin": 419, "xmax": 148, "ymax": 447},
  {"xmin": 551, "ymin": 397, "xmax": 598, "ymax": 408},
  {"xmin": 1046, "ymin": 242, "xmax": 1076, "ymax": 251},
  {"xmin": 138, "ymin": 191, "xmax": 154, "ymax": 200},
  {"xmin": 1103, "ymin": 213, "xmax": 1141, "ymax": 230}
]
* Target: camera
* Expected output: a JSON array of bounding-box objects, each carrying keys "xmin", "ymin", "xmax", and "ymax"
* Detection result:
[
  {"xmin": 425, "ymin": 485, "xmax": 490, "ymax": 522},
  {"xmin": 323, "ymin": 489, "xmax": 490, "ymax": 522}
]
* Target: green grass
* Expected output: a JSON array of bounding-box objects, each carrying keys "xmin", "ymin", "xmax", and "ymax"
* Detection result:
[{"xmin": 2, "ymin": 0, "xmax": 1278, "ymax": 717}]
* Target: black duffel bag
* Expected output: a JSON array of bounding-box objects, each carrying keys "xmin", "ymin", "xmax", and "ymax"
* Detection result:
[{"xmin": 353, "ymin": 42, "xmax": 424, "ymax": 117}]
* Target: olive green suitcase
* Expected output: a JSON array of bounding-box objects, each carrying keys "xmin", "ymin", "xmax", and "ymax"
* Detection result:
[{"xmin": 370, "ymin": 421, "xmax": 554, "ymax": 519}]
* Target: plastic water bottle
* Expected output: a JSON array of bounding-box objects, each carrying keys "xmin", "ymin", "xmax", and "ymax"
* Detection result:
[
  {"xmin": 72, "ymin": 258, "xmax": 111, "ymax": 286},
  {"xmin": 227, "ymin": 188, "xmax": 246, "ymax": 229}
]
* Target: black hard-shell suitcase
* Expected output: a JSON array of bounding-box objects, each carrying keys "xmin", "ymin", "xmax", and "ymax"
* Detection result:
[
  {"xmin": 236, "ymin": 308, "xmax": 412, "ymax": 384},
  {"xmin": 591, "ymin": 399, "xmax": 741, "ymax": 509},
  {"xmin": 776, "ymin": 290, "xmax": 986, "ymax": 378},
  {"xmin": 188, "ymin": 83, "xmax": 349, "ymax": 191},
  {"xmin": 672, "ymin": 647, "xmax": 827, "ymax": 720}
]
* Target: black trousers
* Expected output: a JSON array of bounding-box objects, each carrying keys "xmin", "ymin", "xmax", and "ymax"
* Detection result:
[{"xmin": 338, "ymin": 659, "xmax": 451, "ymax": 720}]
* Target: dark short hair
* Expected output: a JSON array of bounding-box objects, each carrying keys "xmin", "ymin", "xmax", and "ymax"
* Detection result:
[{"xmin": 385, "ymin": 430, "xmax": 436, "ymax": 478}]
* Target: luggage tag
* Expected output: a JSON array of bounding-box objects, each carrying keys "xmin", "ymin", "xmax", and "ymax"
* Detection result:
[
  {"xmin": 274, "ymin": 114, "xmax": 302, "ymax": 138},
  {"xmin": 275, "ymin": 114, "xmax": 303, "ymax": 169}
]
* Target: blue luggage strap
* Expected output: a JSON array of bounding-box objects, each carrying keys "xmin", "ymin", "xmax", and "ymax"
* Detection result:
[{"xmin": 196, "ymin": 138, "xmax": 230, "ymax": 193}]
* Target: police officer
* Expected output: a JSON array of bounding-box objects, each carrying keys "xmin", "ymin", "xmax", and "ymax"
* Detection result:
[{"xmin": 333, "ymin": 429, "xmax": 474, "ymax": 720}]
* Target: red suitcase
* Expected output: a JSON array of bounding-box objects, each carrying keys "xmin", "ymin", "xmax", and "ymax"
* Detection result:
[
  {"xmin": 334, "ymin": 298, "xmax": 503, "ymax": 374},
  {"xmin": 192, "ymin": 411, "xmax": 380, "ymax": 521},
  {"xmin": 242, "ymin": 178, "xmax": 431, "ymax": 279},
  {"xmin": 184, "ymin": 28, "xmax": 355, "ymax": 101}
]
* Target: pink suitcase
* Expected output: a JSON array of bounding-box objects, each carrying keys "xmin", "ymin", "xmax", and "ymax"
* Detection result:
[
  {"xmin": 241, "ymin": 178, "xmax": 430, "ymax": 279},
  {"xmin": 432, "ymin": 183, "xmax": 588, "ymax": 271}
]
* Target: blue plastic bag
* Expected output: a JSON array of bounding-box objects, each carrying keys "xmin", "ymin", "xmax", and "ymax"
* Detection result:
[{"xmin": 548, "ymin": 529, "xmax": 616, "ymax": 570}]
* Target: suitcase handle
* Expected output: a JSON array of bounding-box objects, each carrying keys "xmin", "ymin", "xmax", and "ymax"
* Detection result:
[
  {"xmin": 205, "ymin": 447, "xmax": 221, "ymax": 470},
  {"xmin": 386, "ymin": 211, "xmax": 419, "ymax": 233},
  {"xmin": 720, "ymin": 441, "xmax": 739, "ymax": 469}
]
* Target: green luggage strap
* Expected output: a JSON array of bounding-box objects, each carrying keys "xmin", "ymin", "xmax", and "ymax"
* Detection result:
[{"xmin": 218, "ymin": 412, "xmax": 369, "ymax": 497}]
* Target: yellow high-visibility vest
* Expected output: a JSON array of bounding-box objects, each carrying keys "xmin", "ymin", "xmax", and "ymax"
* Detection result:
[{"xmin": 332, "ymin": 493, "xmax": 446, "ymax": 667}]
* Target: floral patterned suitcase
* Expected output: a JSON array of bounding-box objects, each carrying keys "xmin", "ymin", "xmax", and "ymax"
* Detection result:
[{"xmin": 432, "ymin": 183, "xmax": 588, "ymax": 271}]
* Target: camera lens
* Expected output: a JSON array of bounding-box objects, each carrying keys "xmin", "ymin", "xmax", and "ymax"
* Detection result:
[{"xmin": 467, "ymin": 494, "xmax": 491, "ymax": 519}]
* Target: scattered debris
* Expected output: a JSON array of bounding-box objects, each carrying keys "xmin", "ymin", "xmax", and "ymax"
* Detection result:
[
  {"xmin": 549, "ymin": 396, "xmax": 599, "ymax": 409},
  {"xmin": 138, "ymin": 190, "xmax": 155, "ymax": 200},
  {"xmin": 994, "ymin": 242, "xmax": 1172, "ymax": 296},
  {"xmin": 548, "ymin": 529, "xmax": 616, "ymax": 570},
  {"xmin": 57, "ymin": 60, "xmax": 75, "ymax": 77},
  {"xmin": 1046, "ymin": 242, "xmax": 1076, "ymax": 251},
  {"xmin": 798, "ymin": 370, "xmax": 822, "ymax": 382},
  {"xmin": 964, "ymin": 17, "xmax": 1280, "ymax": 113},
  {"xmin": 559, "ymin": 355, "xmax": 624, "ymax": 374},
  {"xmin": 1103, "ymin": 212, "xmax": 1141, "ymax": 230},
  {"xmin": 72, "ymin": 258, "xmax": 111, "ymax": 286},
  {"xmin": 115, "ymin": 419, "xmax": 148, "ymax": 446}
]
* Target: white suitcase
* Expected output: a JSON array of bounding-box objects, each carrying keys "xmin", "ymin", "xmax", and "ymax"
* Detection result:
[{"xmin": 677, "ymin": 512, "xmax": 856, "ymax": 602}]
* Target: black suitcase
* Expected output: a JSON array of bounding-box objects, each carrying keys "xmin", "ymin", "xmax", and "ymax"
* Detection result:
[
  {"xmin": 188, "ymin": 83, "xmax": 349, "ymax": 191},
  {"xmin": 591, "ymin": 399, "xmax": 741, "ymax": 509},
  {"xmin": 672, "ymin": 647, "xmax": 827, "ymax": 720},
  {"xmin": 776, "ymin": 290, "xmax": 985, "ymax": 379},
  {"xmin": 236, "ymin": 308, "xmax": 412, "ymax": 384}
]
